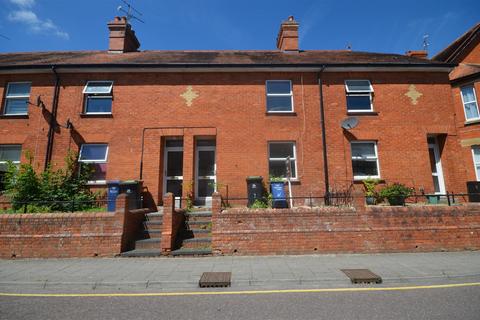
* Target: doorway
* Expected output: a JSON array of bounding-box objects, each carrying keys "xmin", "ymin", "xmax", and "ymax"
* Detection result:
[
  {"xmin": 195, "ymin": 139, "xmax": 216, "ymax": 206},
  {"xmin": 163, "ymin": 139, "xmax": 183, "ymax": 207},
  {"xmin": 427, "ymin": 136, "xmax": 446, "ymax": 194}
]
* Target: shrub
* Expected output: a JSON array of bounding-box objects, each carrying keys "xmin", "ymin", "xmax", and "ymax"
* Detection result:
[
  {"xmin": 362, "ymin": 178, "xmax": 380, "ymax": 197},
  {"xmin": 379, "ymin": 183, "xmax": 413, "ymax": 205}
]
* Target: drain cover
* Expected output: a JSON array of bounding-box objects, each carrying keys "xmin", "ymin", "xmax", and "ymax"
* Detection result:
[
  {"xmin": 199, "ymin": 272, "xmax": 232, "ymax": 288},
  {"xmin": 341, "ymin": 269, "xmax": 382, "ymax": 284}
]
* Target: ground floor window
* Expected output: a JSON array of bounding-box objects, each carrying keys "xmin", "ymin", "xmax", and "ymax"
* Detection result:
[
  {"xmin": 268, "ymin": 142, "xmax": 297, "ymax": 179},
  {"xmin": 351, "ymin": 141, "xmax": 380, "ymax": 180},
  {"xmin": 0, "ymin": 145, "xmax": 21, "ymax": 191},
  {"xmin": 78, "ymin": 144, "xmax": 108, "ymax": 184},
  {"xmin": 472, "ymin": 146, "xmax": 480, "ymax": 181}
]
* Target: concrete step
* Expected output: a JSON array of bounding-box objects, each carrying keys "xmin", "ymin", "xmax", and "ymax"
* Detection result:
[
  {"xmin": 144, "ymin": 221, "xmax": 163, "ymax": 231},
  {"xmin": 143, "ymin": 229, "xmax": 162, "ymax": 238},
  {"xmin": 171, "ymin": 248, "xmax": 212, "ymax": 256},
  {"xmin": 186, "ymin": 211, "xmax": 212, "ymax": 217},
  {"xmin": 135, "ymin": 238, "xmax": 161, "ymax": 250},
  {"xmin": 180, "ymin": 237, "xmax": 212, "ymax": 249},
  {"xmin": 120, "ymin": 249, "xmax": 162, "ymax": 257},
  {"xmin": 185, "ymin": 220, "xmax": 211, "ymax": 228},
  {"xmin": 146, "ymin": 212, "xmax": 163, "ymax": 220}
]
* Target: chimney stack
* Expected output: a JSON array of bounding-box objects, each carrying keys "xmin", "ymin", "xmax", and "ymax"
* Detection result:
[
  {"xmin": 405, "ymin": 50, "xmax": 428, "ymax": 59},
  {"xmin": 276, "ymin": 16, "xmax": 299, "ymax": 52},
  {"xmin": 108, "ymin": 16, "xmax": 140, "ymax": 53}
]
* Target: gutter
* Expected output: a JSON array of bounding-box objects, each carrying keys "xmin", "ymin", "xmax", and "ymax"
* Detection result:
[
  {"xmin": 318, "ymin": 66, "xmax": 330, "ymax": 203},
  {"xmin": 44, "ymin": 66, "xmax": 60, "ymax": 170}
]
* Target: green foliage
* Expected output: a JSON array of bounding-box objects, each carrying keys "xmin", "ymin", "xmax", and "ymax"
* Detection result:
[
  {"xmin": 3, "ymin": 150, "xmax": 99, "ymax": 213},
  {"xmin": 362, "ymin": 178, "xmax": 380, "ymax": 197},
  {"xmin": 269, "ymin": 175, "xmax": 284, "ymax": 182},
  {"xmin": 379, "ymin": 183, "xmax": 413, "ymax": 202},
  {"xmin": 250, "ymin": 198, "xmax": 269, "ymax": 209}
]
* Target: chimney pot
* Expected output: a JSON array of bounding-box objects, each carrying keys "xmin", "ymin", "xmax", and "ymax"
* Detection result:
[
  {"xmin": 276, "ymin": 16, "xmax": 299, "ymax": 52},
  {"xmin": 108, "ymin": 16, "xmax": 140, "ymax": 53},
  {"xmin": 406, "ymin": 50, "xmax": 428, "ymax": 59}
]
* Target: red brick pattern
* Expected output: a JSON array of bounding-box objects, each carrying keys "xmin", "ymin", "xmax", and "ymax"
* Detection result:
[
  {"xmin": 212, "ymin": 204, "xmax": 480, "ymax": 255},
  {"xmin": 161, "ymin": 192, "xmax": 185, "ymax": 253}
]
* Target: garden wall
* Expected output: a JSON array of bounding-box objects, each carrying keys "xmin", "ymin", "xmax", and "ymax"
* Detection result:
[
  {"xmin": 0, "ymin": 194, "xmax": 149, "ymax": 258},
  {"xmin": 212, "ymin": 201, "xmax": 480, "ymax": 255}
]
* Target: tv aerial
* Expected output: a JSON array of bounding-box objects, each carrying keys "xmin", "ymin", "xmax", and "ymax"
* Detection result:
[
  {"xmin": 117, "ymin": 0, "xmax": 145, "ymax": 24},
  {"xmin": 341, "ymin": 117, "xmax": 359, "ymax": 130},
  {"xmin": 423, "ymin": 34, "xmax": 430, "ymax": 52}
]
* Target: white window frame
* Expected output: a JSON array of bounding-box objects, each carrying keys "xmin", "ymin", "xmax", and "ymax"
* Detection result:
[
  {"xmin": 351, "ymin": 141, "xmax": 380, "ymax": 180},
  {"xmin": 3, "ymin": 82, "xmax": 31, "ymax": 115},
  {"xmin": 265, "ymin": 80, "xmax": 294, "ymax": 113},
  {"xmin": 460, "ymin": 85, "xmax": 480, "ymax": 122},
  {"xmin": 268, "ymin": 141, "xmax": 298, "ymax": 180},
  {"xmin": 345, "ymin": 80, "xmax": 374, "ymax": 113},
  {"xmin": 472, "ymin": 146, "xmax": 480, "ymax": 181},
  {"xmin": 83, "ymin": 81, "xmax": 113, "ymax": 115},
  {"xmin": 78, "ymin": 144, "xmax": 109, "ymax": 184},
  {"xmin": 0, "ymin": 145, "xmax": 22, "ymax": 167}
]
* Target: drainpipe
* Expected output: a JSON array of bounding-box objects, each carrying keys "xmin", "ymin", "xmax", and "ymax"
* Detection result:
[
  {"xmin": 44, "ymin": 66, "xmax": 60, "ymax": 170},
  {"xmin": 318, "ymin": 66, "xmax": 330, "ymax": 203}
]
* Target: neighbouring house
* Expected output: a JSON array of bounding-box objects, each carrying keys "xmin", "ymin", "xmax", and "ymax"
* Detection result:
[
  {"xmin": 0, "ymin": 16, "xmax": 474, "ymax": 208},
  {"xmin": 433, "ymin": 23, "xmax": 480, "ymax": 186}
]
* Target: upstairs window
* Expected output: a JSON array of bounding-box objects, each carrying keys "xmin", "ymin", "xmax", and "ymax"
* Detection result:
[
  {"xmin": 351, "ymin": 141, "xmax": 380, "ymax": 180},
  {"xmin": 78, "ymin": 144, "xmax": 108, "ymax": 184},
  {"xmin": 268, "ymin": 142, "xmax": 297, "ymax": 179},
  {"xmin": 266, "ymin": 80, "xmax": 293, "ymax": 113},
  {"xmin": 0, "ymin": 145, "xmax": 21, "ymax": 191},
  {"xmin": 461, "ymin": 85, "xmax": 479, "ymax": 121},
  {"xmin": 345, "ymin": 80, "xmax": 374, "ymax": 112},
  {"xmin": 472, "ymin": 146, "xmax": 480, "ymax": 181},
  {"xmin": 3, "ymin": 82, "xmax": 31, "ymax": 115},
  {"xmin": 83, "ymin": 81, "xmax": 113, "ymax": 114}
]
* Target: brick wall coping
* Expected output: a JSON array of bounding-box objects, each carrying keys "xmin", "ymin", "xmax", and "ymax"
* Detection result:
[{"xmin": 0, "ymin": 212, "xmax": 113, "ymax": 219}]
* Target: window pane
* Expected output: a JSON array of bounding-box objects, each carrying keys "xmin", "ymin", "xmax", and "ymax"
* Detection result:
[
  {"xmin": 267, "ymin": 96, "xmax": 292, "ymax": 112},
  {"xmin": 0, "ymin": 145, "xmax": 21, "ymax": 162},
  {"xmin": 166, "ymin": 139, "xmax": 183, "ymax": 148},
  {"xmin": 473, "ymin": 147, "xmax": 480, "ymax": 163},
  {"xmin": 269, "ymin": 160, "xmax": 287, "ymax": 178},
  {"xmin": 196, "ymin": 139, "xmax": 216, "ymax": 147},
  {"xmin": 198, "ymin": 150, "xmax": 215, "ymax": 176},
  {"xmin": 166, "ymin": 180, "xmax": 182, "ymax": 198},
  {"xmin": 266, "ymin": 81, "xmax": 291, "ymax": 94},
  {"xmin": 346, "ymin": 80, "xmax": 372, "ymax": 92},
  {"xmin": 464, "ymin": 102, "xmax": 480, "ymax": 120},
  {"xmin": 84, "ymin": 82, "xmax": 113, "ymax": 94},
  {"xmin": 461, "ymin": 86, "xmax": 476, "ymax": 103},
  {"xmin": 476, "ymin": 165, "xmax": 480, "ymax": 179},
  {"xmin": 352, "ymin": 159, "xmax": 378, "ymax": 177},
  {"xmin": 347, "ymin": 95, "xmax": 371, "ymax": 111},
  {"xmin": 91, "ymin": 163, "xmax": 107, "ymax": 181},
  {"xmin": 166, "ymin": 151, "xmax": 183, "ymax": 176},
  {"xmin": 351, "ymin": 143, "xmax": 376, "ymax": 158},
  {"xmin": 270, "ymin": 143, "xmax": 294, "ymax": 158},
  {"xmin": 7, "ymin": 83, "xmax": 31, "ymax": 97},
  {"xmin": 432, "ymin": 175, "xmax": 440, "ymax": 193},
  {"xmin": 4, "ymin": 98, "xmax": 29, "ymax": 114},
  {"xmin": 197, "ymin": 179, "xmax": 215, "ymax": 198},
  {"xmin": 86, "ymin": 97, "xmax": 112, "ymax": 113},
  {"xmin": 80, "ymin": 145, "xmax": 108, "ymax": 161},
  {"xmin": 428, "ymin": 148, "xmax": 437, "ymax": 173}
]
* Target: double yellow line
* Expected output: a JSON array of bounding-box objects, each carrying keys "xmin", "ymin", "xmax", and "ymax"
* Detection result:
[{"xmin": 1, "ymin": 282, "xmax": 479, "ymax": 297}]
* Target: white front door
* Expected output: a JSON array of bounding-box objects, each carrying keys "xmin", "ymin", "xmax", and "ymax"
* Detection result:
[
  {"xmin": 195, "ymin": 140, "xmax": 216, "ymax": 206},
  {"xmin": 163, "ymin": 139, "xmax": 183, "ymax": 207},
  {"xmin": 428, "ymin": 136, "xmax": 446, "ymax": 194}
]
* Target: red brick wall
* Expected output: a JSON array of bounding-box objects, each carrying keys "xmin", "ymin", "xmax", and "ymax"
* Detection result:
[
  {"xmin": 212, "ymin": 205, "xmax": 480, "ymax": 255},
  {"xmin": 0, "ymin": 194, "xmax": 149, "ymax": 258},
  {"xmin": 0, "ymin": 70, "xmax": 467, "ymax": 207}
]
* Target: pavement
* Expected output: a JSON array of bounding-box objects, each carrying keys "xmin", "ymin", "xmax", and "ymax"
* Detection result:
[{"xmin": 0, "ymin": 251, "xmax": 480, "ymax": 293}]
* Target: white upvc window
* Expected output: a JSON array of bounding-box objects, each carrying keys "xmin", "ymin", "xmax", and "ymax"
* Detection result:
[
  {"xmin": 268, "ymin": 141, "xmax": 297, "ymax": 179},
  {"xmin": 0, "ymin": 145, "xmax": 21, "ymax": 191},
  {"xmin": 79, "ymin": 144, "xmax": 109, "ymax": 184},
  {"xmin": 3, "ymin": 82, "xmax": 31, "ymax": 115},
  {"xmin": 266, "ymin": 80, "xmax": 294, "ymax": 113},
  {"xmin": 461, "ymin": 85, "xmax": 480, "ymax": 121},
  {"xmin": 351, "ymin": 141, "xmax": 380, "ymax": 180},
  {"xmin": 472, "ymin": 146, "xmax": 480, "ymax": 181},
  {"xmin": 83, "ymin": 81, "xmax": 113, "ymax": 114},
  {"xmin": 345, "ymin": 80, "xmax": 374, "ymax": 112}
]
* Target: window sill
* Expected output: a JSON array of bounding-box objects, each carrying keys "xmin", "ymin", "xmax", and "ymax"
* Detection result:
[
  {"xmin": 464, "ymin": 119, "xmax": 480, "ymax": 126},
  {"xmin": 86, "ymin": 181, "xmax": 107, "ymax": 186},
  {"xmin": 0, "ymin": 114, "xmax": 29, "ymax": 119},
  {"xmin": 353, "ymin": 178, "xmax": 385, "ymax": 183},
  {"xmin": 347, "ymin": 111, "xmax": 378, "ymax": 116},
  {"xmin": 80, "ymin": 113, "xmax": 113, "ymax": 118},
  {"xmin": 265, "ymin": 112, "xmax": 297, "ymax": 116},
  {"xmin": 269, "ymin": 179, "xmax": 301, "ymax": 184}
]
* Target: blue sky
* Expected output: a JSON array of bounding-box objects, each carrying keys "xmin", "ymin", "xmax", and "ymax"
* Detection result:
[{"xmin": 0, "ymin": 0, "xmax": 479, "ymax": 57}]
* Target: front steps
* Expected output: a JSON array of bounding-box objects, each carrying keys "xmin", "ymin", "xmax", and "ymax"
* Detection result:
[
  {"xmin": 171, "ymin": 210, "xmax": 213, "ymax": 256},
  {"xmin": 120, "ymin": 208, "xmax": 163, "ymax": 257}
]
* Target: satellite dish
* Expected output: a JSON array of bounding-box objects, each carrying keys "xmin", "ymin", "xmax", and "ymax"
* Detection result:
[{"xmin": 341, "ymin": 117, "xmax": 359, "ymax": 130}]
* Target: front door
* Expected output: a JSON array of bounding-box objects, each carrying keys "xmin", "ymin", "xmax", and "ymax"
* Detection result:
[
  {"xmin": 195, "ymin": 140, "xmax": 216, "ymax": 206},
  {"xmin": 427, "ymin": 136, "xmax": 446, "ymax": 195},
  {"xmin": 164, "ymin": 139, "xmax": 183, "ymax": 207}
]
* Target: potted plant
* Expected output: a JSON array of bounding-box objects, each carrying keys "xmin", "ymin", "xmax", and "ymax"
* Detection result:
[
  {"xmin": 362, "ymin": 178, "xmax": 380, "ymax": 205},
  {"xmin": 379, "ymin": 183, "xmax": 413, "ymax": 206}
]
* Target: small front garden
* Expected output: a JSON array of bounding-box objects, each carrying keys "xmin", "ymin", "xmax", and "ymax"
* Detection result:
[{"xmin": 0, "ymin": 151, "xmax": 104, "ymax": 213}]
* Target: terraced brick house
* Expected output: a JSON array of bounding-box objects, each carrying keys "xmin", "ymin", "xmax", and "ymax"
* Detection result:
[{"xmin": 0, "ymin": 16, "xmax": 472, "ymax": 208}]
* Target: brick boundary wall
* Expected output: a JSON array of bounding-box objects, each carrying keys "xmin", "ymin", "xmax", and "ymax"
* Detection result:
[
  {"xmin": 161, "ymin": 193, "xmax": 185, "ymax": 254},
  {"xmin": 211, "ymin": 194, "xmax": 480, "ymax": 255},
  {"xmin": 0, "ymin": 194, "xmax": 150, "ymax": 258}
]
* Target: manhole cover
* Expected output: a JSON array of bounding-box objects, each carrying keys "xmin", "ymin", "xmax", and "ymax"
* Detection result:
[
  {"xmin": 341, "ymin": 269, "xmax": 382, "ymax": 284},
  {"xmin": 199, "ymin": 272, "xmax": 232, "ymax": 288}
]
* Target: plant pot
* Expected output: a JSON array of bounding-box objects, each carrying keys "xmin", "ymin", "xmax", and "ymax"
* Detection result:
[
  {"xmin": 365, "ymin": 196, "xmax": 376, "ymax": 205},
  {"xmin": 426, "ymin": 195, "xmax": 440, "ymax": 204},
  {"xmin": 387, "ymin": 196, "xmax": 405, "ymax": 206}
]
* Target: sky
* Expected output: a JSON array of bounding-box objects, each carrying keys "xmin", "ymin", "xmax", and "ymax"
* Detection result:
[{"xmin": 0, "ymin": 0, "xmax": 479, "ymax": 57}]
